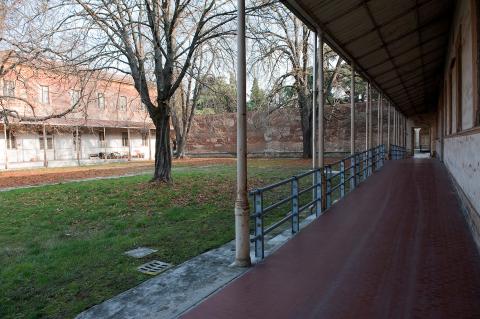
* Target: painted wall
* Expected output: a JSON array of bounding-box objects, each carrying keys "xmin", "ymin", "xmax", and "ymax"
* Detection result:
[
  {"xmin": 0, "ymin": 127, "xmax": 155, "ymax": 168},
  {"xmin": 434, "ymin": 0, "xmax": 480, "ymax": 243},
  {"xmin": 444, "ymin": 133, "xmax": 480, "ymax": 215}
]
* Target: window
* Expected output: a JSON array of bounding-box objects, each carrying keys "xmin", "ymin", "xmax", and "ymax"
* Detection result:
[
  {"xmin": 119, "ymin": 96, "xmax": 127, "ymax": 111},
  {"xmin": 142, "ymin": 133, "xmax": 148, "ymax": 146},
  {"xmin": 40, "ymin": 85, "xmax": 49, "ymax": 104},
  {"xmin": 455, "ymin": 30, "xmax": 463, "ymax": 132},
  {"xmin": 448, "ymin": 62, "xmax": 454, "ymax": 134},
  {"xmin": 122, "ymin": 132, "xmax": 129, "ymax": 147},
  {"xmin": 6, "ymin": 129, "xmax": 16, "ymax": 149},
  {"xmin": 39, "ymin": 132, "xmax": 53, "ymax": 150},
  {"xmin": 71, "ymin": 90, "xmax": 80, "ymax": 107},
  {"xmin": 97, "ymin": 93, "xmax": 105, "ymax": 109},
  {"xmin": 3, "ymin": 80, "xmax": 15, "ymax": 97}
]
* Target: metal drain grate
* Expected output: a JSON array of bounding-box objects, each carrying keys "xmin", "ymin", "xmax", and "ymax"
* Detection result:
[{"xmin": 137, "ymin": 260, "xmax": 172, "ymax": 275}]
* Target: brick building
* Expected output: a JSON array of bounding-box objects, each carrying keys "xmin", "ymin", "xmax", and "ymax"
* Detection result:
[{"xmin": 0, "ymin": 60, "xmax": 157, "ymax": 169}]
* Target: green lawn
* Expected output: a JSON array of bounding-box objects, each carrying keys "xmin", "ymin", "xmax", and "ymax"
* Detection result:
[{"xmin": 0, "ymin": 159, "xmax": 310, "ymax": 319}]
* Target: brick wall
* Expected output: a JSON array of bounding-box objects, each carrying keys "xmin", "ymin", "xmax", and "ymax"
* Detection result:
[{"xmin": 187, "ymin": 102, "xmax": 390, "ymax": 156}]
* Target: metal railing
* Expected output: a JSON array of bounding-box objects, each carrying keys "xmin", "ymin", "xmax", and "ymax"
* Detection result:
[
  {"xmin": 390, "ymin": 144, "xmax": 406, "ymax": 160},
  {"xmin": 250, "ymin": 144, "xmax": 385, "ymax": 259}
]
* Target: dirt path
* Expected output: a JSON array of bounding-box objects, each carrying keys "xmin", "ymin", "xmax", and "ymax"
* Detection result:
[
  {"xmin": 0, "ymin": 158, "xmax": 239, "ymax": 189},
  {"xmin": 0, "ymin": 157, "xmax": 339, "ymax": 190}
]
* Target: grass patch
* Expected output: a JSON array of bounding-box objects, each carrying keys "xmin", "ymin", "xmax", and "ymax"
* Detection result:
[{"xmin": 0, "ymin": 159, "xmax": 309, "ymax": 319}]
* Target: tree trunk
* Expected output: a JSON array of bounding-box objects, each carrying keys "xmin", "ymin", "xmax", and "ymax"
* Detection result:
[
  {"xmin": 152, "ymin": 108, "xmax": 172, "ymax": 183},
  {"xmin": 176, "ymin": 136, "xmax": 186, "ymax": 158},
  {"xmin": 298, "ymin": 92, "xmax": 312, "ymax": 158}
]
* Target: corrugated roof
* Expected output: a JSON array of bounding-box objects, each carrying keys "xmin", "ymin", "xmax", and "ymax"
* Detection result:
[{"xmin": 281, "ymin": 0, "xmax": 454, "ymax": 115}]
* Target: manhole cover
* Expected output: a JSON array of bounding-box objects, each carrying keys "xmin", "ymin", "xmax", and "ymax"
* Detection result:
[
  {"xmin": 124, "ymin": 247, "xmax": 158, "ymax": 258},
  {"xmin": 137, "ymin": 260, "xmax": 172, "ymax": 275}
]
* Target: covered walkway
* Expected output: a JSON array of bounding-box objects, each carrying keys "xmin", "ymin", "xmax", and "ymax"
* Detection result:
[{"xmin": 182, "ymin": 158, "xmax": 480, "ymax": 319}]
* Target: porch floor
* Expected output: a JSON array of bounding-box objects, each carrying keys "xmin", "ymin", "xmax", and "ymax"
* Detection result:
[{"xmin": 182, "ymin": 158, "xmax": 480, "ymax": 319}]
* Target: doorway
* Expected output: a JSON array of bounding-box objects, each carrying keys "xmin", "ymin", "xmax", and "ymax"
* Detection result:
[{"xmin": 413, "ymin": 127, "xmax": 431, "ymax": 158}]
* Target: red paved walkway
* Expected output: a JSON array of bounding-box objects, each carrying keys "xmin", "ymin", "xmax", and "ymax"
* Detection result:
[{"xmin": 182, "ymin": 159, "xmax": 480, "ymax": 319}]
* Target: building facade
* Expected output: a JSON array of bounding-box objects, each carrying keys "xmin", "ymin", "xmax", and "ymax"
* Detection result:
[{"xmin": 0, "ymin": 62, "xmax": 156, "ymax": 169}]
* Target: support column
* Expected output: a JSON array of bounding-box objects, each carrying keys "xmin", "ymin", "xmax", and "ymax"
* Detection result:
[
  {"xmin": 52, "ymin": 127, "xmax": 56, "ymax": 161},
  {"xmin": 393, "ymin": 109, "xmax": 396, "ymax": 145},
  {"xmin": 398, "ymin": 112, "xmax": 403, "ymax": 146},
  {"xmin": 368, "ymin": 86, "xmax": 372, "ymax": 149},
  {"xmin": 387, "ymin": 102, "xmax": 391, "ymax": 155},
  {"xmin": 317, "ymin": 31, "xmax": 324, "ymax": 169},
  {"xmin": 350, "ymin": 63, "xmax": 355, "ymax": 155},
  {"xmin": 75, "ymin": 126, "xmax": 80, "ymax": 166},
  {"xmin": 3, "ymin": 123, "xmax": 8, "ymax": 170},
  {"xmin": 400, "ymin": 114, "xmax": 403, "ymax": 146},
  {"xmin": 127, "ymin": 128, "xmax": 132, "ymax": 161},
  {"xmin": 103, "ymin": 127, "xmax": 107, "ymax": 161},
  {"xmin": 42, "ymin": 123, "xmax": 48, "ymax": 168},
  {"xmin": 317, "ymin": 31, "xmax": 326, "ymax": 211},
  {"xmin": 365, "ymin": 83, "xmax": 369, "ymax": 151},
  {"xmin": 148, "ymin": 129, "xmax": 152, "ymax": 161},
  {"xmin": 379, "ymin": 95, "xmax": 383, "ymax": 146},
  {"xmin": 377, "ymin": 94, "xmax": 381, "ymax": 146},
  {"xmin": 312, "ymin": 32, "xmax": 317, "ymax": 169},
  {"xmin": 350, "ymin": 63, "xmax": 356, "ymax": 189},
  {"xmin": 440, "ymin": 107, "xmax": 444, "ymax": 160},
  {"xmin": 234, "ymin": 0, "xmax": 250, "ymax": 267}
]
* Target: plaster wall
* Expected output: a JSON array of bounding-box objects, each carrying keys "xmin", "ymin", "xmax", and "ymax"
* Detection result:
[{"xmin": 444, "ymin": 133, "xmax": 480, "ymax": 216}]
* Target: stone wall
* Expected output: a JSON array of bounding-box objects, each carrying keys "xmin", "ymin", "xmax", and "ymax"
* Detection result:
[{"xmin": 186, "ymin": 102, "xmax": 391, "ymax": 156}]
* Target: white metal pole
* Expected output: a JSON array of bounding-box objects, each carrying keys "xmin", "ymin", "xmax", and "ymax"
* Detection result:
[
  {"xmin": 148, "ymin": 129, "xmax": 152, "ymax": 161},
  {"xmin": 3, "ymin": 123, "xmax": 8, "ymax": 170},
  {"xmin": 393, "ymin": 109, "xmax": 397, "ymax": 145},
  {"xmin": 400, "ymin": 115, "xmax": 403, "ymax": 147},
  {"xmin": 377, "ymin": 94, "xmax": 381, "ymax": 146},
  {"xmin": 368, "ymin": 86, "xmax": 372, "ymax": 149},
  {"xmin": 234, "ymin": 0, "xmax": 250, "ymax": 267},
  {"xmin": 365, "ymin": 83, "xmax": 369, "ymax": 151},
  {"xmin": 312, "ymin": 33, "xmax": 317, "ymax": 168},
  {"xmin": 76, "ymin": 126, "xmax": 80, "ymax": 166},
  {"xmin": 42, "ymin": 123, "xmax": 48, "ymax": 168},
  {"xmin": 350, "ymin": 63, "xmax": 355, "ymax": 155},
  {"xmin": 379, "ymin": 95, "xmax": 383, "ymax": 146},
  {"xmin": 127, "ymin": 128, "xmax": 132, "ymax": 161},
  {"xmin": 317, "ymin": 31, "xmax": 324, "ymax": 169},
  {"xmin": 387, "ymin": 101, "xmax": 391, "ymax": 153},
  {"xmin": 103, "ymin": 127, "xmax": 107, "ymax": 161},
  {"xmin": 400, "ymin": 114, "xmax": 403, "ymax": 146}
]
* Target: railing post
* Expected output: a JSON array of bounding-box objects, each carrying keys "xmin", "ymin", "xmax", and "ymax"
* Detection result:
[
  {"xmin": 355, "ymin": 154, "xmax": 360, "ymax": 186},
  {"xmin": 372, "ymin": 148, "xmax": 377, "ymax": 172},
  {"xmin": 362, "ymin": 152, "xmax": 367, "ymax": 181},
  {"xmin": 340, "ymin": 160, "xmax": 345, "ymax": 198},
  {"xmin": 291, "ymin": 177, "xmax": 299, "ymax": 234},
  {"xmin": 315, "ymin": 169, "xmax": 322, "ymax": 217},
  {"xmin": 379, "ymin": 146, "xmax": 382, "ymax": 168},
  {"xmin": 369, "ymin": 149, "xmax": 372, "ymax": 175},
  {"xmin": 254, "ymin": 191, "xmax": 264, "ymax": 259},
  {"xmin": 326, "ymin": 166, "xmax": 332, "ymax": 208},
  {"xmin": 350, "ymin": 156, "xmax": 356, "ymax": 191},
  {"xmin": 384, "ymin": 144, "xmax": 386, "ymax": 166}
]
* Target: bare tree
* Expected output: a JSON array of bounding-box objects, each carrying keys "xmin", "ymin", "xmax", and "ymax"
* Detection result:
[
  {"xmin": 0, "ymin": 1, "xmax": 92, "ymax": 125},
  {"xmin": 171, "ymin": 43, "xmax": 215, "ymax": 158},
  {"xmin": 38, "ymin": 0, "xmax": 269, "ymax": 182},
  {"xmin": 249, "ymin": 4, "xmax": 313, "ymax": 157}
]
